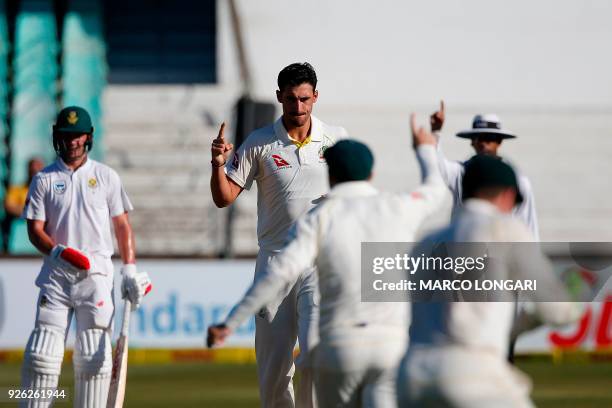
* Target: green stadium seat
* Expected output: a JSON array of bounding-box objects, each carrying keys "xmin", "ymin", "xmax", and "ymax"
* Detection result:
[
  {"xmin": 8, "ymin": 218, "xmax": 37, "ymax": 254},
  {"xmin": 62, "ymin": 0, "xmax": 106, "ymax": 162},
  {"xmin": 10, "ymin": 0, "xmax": 58, "ymax": 185},
  {"xmin": 1, "ymin": 0, "xmax": 8, "ymax": 252}
]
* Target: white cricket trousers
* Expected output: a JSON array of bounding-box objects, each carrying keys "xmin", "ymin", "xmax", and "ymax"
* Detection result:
[
  {"xmin": 254, "ymin": 249, "xmax": 319, "ymax": 408},
  {"xmin": 396, "ymin": 345, "xmax": 534, "ymax": 408},
  {"xmin": 313, "ymin": 335, "xmax": 405, "ymax": 408},
  {"xmin": 31, "ymin": 260, "xmax": 115, "ymax": 335}
]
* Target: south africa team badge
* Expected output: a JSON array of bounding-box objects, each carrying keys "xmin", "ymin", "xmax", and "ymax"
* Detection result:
[
  {"xmin": 53, "ymin": 180, "xmax": 66, "ymax": 195},
  {"xmin": 67, "ymin": 111, "xmax": 79, "ymax": 124},
  {"xmin": 88, "ymin": 177, "xmax": 98, "ymax": 189}
]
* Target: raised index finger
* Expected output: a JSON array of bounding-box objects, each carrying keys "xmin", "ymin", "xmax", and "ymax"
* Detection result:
[
  {"xmin": 439, "ymin": 100, "xmax": 445, "ymax": 114},
  {"xmin": 215, "ymin": 122, "xmax": 226, "ymax": 141},
  {"xmin": 410, "ymin": 113, "xmax": 419, "ymax": 135}
]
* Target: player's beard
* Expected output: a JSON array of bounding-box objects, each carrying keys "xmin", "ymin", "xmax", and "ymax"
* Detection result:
[{"xmin": 286, "ymin": 112, "xmax": 310, "ymax": 128}]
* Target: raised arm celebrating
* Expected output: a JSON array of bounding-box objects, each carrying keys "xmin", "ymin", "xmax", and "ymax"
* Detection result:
[{"xmin": 210, "ymin": 122, "xmax": 243, "ymax": 207}]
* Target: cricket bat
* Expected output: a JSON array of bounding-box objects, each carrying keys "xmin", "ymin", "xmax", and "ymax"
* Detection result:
[{"xmin": 107, "ymin": 299, "xmax": 131, "ymax": 408}]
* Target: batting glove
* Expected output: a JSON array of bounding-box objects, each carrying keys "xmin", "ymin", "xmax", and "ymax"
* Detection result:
[
  {"xmin": 121, "ymin": 264, "xmax": 152, "ymax": 310},
  {"xmin": 50, "ymin": 244, "xmax": 91, "ymax": 274}
]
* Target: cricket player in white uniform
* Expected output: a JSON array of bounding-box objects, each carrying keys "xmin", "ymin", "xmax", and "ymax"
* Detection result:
[
  {"xmin": 430, "ymin": 101, "xmax": 539, "ymax": 239},
  {"xmin": 397, "ymin": 155, "xmax": 582, "ymax": 408},
  {"xmin": 210, "ymin": 63, "xmax": 347, "ymax": 407},
  {"xmin": 208, "ymin": 116, "xmax": 449, "ymax": 407},
  {"xmin": 20, "ymin": 106, "xmax": 152, "ymax": 408}
]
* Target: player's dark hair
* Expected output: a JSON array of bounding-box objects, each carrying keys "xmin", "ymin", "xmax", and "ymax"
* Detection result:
[
  {"xmin": 467, "ymin": 186, "xmax": 509, "ymax": 200},
  {"xmin": 277, "ymin": 62, "xmax": 317, "ymax": 92}
]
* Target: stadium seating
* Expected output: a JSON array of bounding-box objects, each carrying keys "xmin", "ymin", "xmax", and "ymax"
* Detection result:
[
  {"xmin": 0, "ymin": 0, "xmax": 8, "ymax": 250},
  {"xmin": 104, "ymin": 88, "xmax": 259, "ymax": 256},
  {"xmin": 8, "ymin": 218, "xmax": 36, "ymax": 254},
  {"xmin": 62, "ymin": 0, "xmax": 106, "ymax": 162},
  {"xmin": 10, "ymin": 0, "xmax": 58, "ymax": 185}
]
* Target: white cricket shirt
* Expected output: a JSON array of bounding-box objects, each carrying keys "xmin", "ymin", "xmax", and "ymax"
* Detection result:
[
  {"xmin": 435, "ymin": 135, "xmax": 540, "ymax": 240},
  {"xmin": 23, "ymin": 158, "xmax": 133, "ymax": 260},
  {"xmin": 225, "ymin": 146, "xmax": 449, "ymax": 346},
  {"xmin": 226, "ymin": 115, "xmax": 347, "ymax": 251},
  {"xmin": 409, "ymin": 199, "xmax": 581, "ymax": 357}
]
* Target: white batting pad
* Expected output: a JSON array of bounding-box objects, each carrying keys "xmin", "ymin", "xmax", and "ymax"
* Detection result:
[
  {"xmin": 21, "ymin": 326, "xmax": 65, "ymax": 408},
  {"xmin": 73, "ymin": 329, "xmax": 112, "ymax": 408}
]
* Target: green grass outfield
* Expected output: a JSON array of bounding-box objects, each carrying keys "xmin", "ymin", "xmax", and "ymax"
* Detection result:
[{"xmin": 1, "ymin": 360, "xmax": 611, "ymax": 407}]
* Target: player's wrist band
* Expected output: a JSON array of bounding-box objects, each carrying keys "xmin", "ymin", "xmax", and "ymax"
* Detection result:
[{"xmin": 211, "ymin": 160, "xmax": 226, "ymax": 167}]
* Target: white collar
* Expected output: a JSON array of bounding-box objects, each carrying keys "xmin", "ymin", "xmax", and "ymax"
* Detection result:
[
  {"xmin": 273, "ymin": 114, "xmax": 323, "ymax": 143},
  {"xmin": 56, "ymin": 156, "xmax": 92, "ymax": 174},
  {"xmin": 463, "ymin": 198, "xmax": 503, "ymax": 216}
]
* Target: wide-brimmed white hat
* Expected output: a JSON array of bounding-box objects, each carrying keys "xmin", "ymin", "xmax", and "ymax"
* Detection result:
[{"xmin": 456, "ymin": 114, "xmax": 516, "ymax": 139}]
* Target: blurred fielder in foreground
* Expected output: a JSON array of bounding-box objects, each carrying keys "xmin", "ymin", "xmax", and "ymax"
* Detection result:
[
  {"xmin": 431, "ymin": 101, "xmax": 539, "ymax": 239},
  {"xmin": 210, "ymin": 62, "xmax": 347, "ymax": 407},
  {"xmin": 209, "ymin": 114, "xmax": 448, "ymax": 407},
  {"xmin": 20, "ymin": 107, "xmax": 151, "ymax": 408},
  {"xmin": 397, "ymin": 155, "xmax": 582, "ymax": 407},
  {"xmin": 430, "ymin": 101, "xmax": 541, "ymax": 362}
]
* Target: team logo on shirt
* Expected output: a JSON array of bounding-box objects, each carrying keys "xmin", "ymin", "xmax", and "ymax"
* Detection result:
[
  {"xmin": 88, "ymin": 177, "xmax": 98, "ymax": 189},
  {"xmin": 272, "ymin": 154, "xmax": 291, "ymax": 168},
  {"xmin": 53, "ymin": 180, "xmax": 66, "ymax": 195},
  {"xmin": 318, "ymin": 144, "xmax": 330, "ymax": 162}
]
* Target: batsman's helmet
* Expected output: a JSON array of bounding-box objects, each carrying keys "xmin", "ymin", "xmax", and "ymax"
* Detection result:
[{"xmin": 52, "ymin": 106, "xmax": 94, "ymax": 155}]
